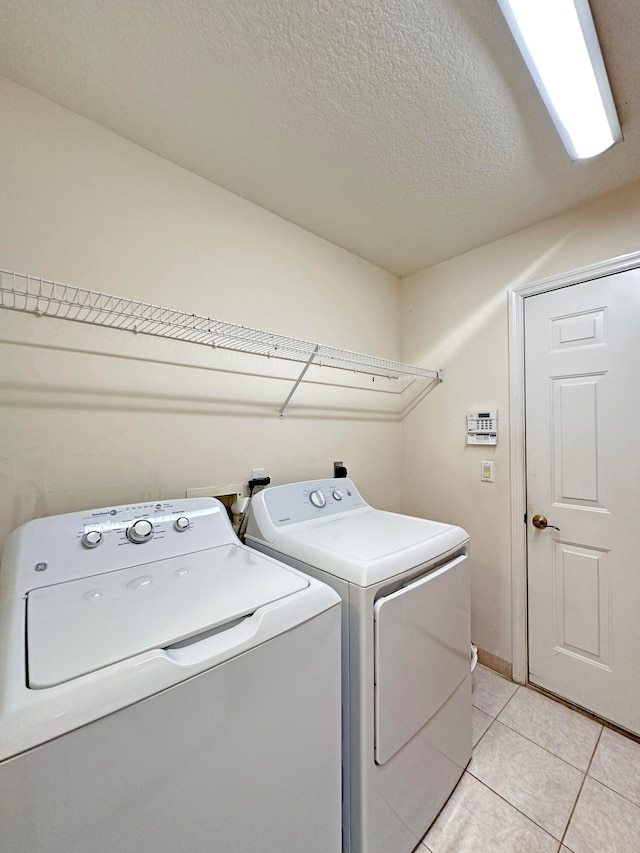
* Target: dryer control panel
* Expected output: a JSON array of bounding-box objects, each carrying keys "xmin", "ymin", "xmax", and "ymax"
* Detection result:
[{"xmin": 248, "ymin": 478, "xmax": 368, "ymax": 534}]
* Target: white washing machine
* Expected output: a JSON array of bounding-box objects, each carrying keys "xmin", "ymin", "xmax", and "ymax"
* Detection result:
[
  {"xmin": 0, "ymin": 497, "xmax": 342, "ymax": 853},
  {"xmin": 245, "ymin": 478, "xmax": 471, "ymax": 853}
]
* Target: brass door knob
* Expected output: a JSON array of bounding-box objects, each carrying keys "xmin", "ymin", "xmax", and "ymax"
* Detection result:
[{"xmin": 532, "ymin": 514, "xmax": 560, "ymax": 531}]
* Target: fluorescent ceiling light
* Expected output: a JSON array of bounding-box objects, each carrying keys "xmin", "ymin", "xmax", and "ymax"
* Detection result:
[{"xmin": 497, "ymin": 0, "xmax": 622, "ymax": 160}]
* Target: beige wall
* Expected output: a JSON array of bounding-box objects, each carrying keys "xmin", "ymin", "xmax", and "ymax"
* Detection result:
[
  {"xmin": 400, "ymin": 178, "xmax": 640, "ymax": 669},
  {"xmin": 4, "ymin": 75, "xmax": 640, "ymax": 670},
  {"xmin": 0, "ymin": 77, "xmax": 402, "ymax": 552}
]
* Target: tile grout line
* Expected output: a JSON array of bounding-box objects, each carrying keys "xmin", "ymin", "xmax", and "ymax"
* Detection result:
[
  {"xmin": 557, "ymin": 726, "xmax": 604, "ymax": 850},
  {"xmin": 466, "ymin": 773, "xmax": 560, "ymax": 844},
  {"xmin": 526, "ymin": 682, "xmax": 640, "ymax": 747},
  {"xmin": 476, "ymin": 674, "xmax": 640, "ymax": 845},
  {"xmin": 471, "ymin": 678, "xmax": 519, "ymax": 751},
  {"xmin": 509, "ymin": 682, "xmax": 640, "ymax": 806},
  {"xmin": 471, "ymin": 701, "xmax": 496, "ymax": 716},
  {"xmin": 468, "ymin": 713, "xmax": 596, "ymax": 845},
  {"xmin": 471, "ymin": 684, "xmax": 519, "ymax": 751},
  {"xmin": 472, "ymin": 673, "xmax": 580, "ymax": 842},
  {"xmin": 479, "ymin": 679, "xmax": 604, "ymax": 770},
  {"xmin": 472, "ymin": 692, "xmax": 518, "ymax": 720},
  {"xmin": 587, "ymin": 772, "xmax": 640, "ymax": 811},
  {"xmin": 498, "ymin": 683, "xmax": 521, "ymax": 713},
  {"xmin": 472, "ymin": 714, "xmax": 496, "ymax": 751},
  {"xmin": 494, "ymin": 714, "xmax": 602, "ymax": 773}
]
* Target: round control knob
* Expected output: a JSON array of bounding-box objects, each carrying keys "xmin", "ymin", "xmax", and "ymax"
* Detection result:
[
  {"xmin": 332, "ymin": 490, "xmax": 343, "ymax": 501},
  {"xmin": 175, "ymin": 516, "xmax": 189, "ymax": 532},
  {"xmin": 82, "ymin": 530, "xmax": 103, "ymax": 549},
  {"xmin": 309, "ymin": 490, "xmax": 326, "ymax": 508},
  {"xmin": 127, "ymin": 519, "xmax": 154, "ymax": 544}
]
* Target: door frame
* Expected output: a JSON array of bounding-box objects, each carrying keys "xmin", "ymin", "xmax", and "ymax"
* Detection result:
[{"xmin": 508, "ymin": 249, "xmax": 640, "ymax": 684}]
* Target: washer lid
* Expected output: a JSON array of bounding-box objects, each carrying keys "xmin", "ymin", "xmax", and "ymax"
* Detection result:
[
  {"xmin": 26, "ymin": 545, "xmax": 308, "ymax": 688},
  {"xmin": 263, "ymin": 510, "xmax": 469, "ymax": 586}
]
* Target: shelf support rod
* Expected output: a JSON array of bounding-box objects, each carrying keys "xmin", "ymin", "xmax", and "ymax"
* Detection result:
[{"xmin": 279, "ymin": 346, "xmax": 320, "ymax": 417}]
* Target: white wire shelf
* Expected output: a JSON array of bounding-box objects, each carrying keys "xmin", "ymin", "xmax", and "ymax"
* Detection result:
[{"xmin": 0, "ymin": 270, "xmax": 443, "ymax": 414}]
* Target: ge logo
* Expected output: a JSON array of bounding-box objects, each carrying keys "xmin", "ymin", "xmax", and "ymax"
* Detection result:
[{"xmin": 34, "ymin": 562, "xmax": 48, "ymax": 572}]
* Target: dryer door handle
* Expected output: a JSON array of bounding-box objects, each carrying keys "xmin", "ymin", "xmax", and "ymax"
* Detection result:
[{"xmin": 374, "ymin": 553, "xmax": 468, "ymax": 617}]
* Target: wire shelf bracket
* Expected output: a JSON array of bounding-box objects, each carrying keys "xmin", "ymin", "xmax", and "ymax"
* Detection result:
[{"xmin": 0, "ymin": 270, "xmax": 443, "ymax": 414}]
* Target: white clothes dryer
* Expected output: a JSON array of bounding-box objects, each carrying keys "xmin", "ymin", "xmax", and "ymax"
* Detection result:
[
  {"xmin": 0, "ymin": 497, "xmax": 342, "ymax": 853},
  {"xmin": 245, "ymin": 479, "xmax": 471, "ymax": 853}
]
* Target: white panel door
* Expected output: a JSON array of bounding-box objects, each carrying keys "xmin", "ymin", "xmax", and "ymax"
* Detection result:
[{"xmin": 525, "ymin": 269, "xmax": 640, "ymax": 733}]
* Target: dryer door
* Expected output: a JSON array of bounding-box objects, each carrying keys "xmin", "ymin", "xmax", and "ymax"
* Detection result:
[{"xmin": 373, "ymin": 554, "xmax": 470, "ymax": 765}]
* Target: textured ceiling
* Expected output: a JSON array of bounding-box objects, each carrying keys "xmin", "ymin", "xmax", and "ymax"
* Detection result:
[{"xmin": 0, "ymin": 0, "xmax": 639, "ymax": 275}]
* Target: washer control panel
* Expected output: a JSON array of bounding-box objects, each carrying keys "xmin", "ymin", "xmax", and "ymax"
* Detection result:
[
  {"xmin": 261, "ymin": 478, "xmax": 367, "ymax": 527},
  {"xmin": 78, "ymin": 501, "xmax": 197, "ymax": 552},
  {"xmin": 7, "ymin": 498, "xmax": 231, "ymax": 593}
]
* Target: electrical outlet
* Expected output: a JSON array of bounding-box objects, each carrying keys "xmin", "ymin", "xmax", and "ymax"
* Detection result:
[{"xmin": 250, "ymin": 468, "xmax": 266, "ymax": 480}]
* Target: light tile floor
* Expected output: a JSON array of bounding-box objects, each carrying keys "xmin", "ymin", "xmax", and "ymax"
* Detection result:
[{"xmin": 418, "ymin": 665, "xmax": 640, "ymax": 853}]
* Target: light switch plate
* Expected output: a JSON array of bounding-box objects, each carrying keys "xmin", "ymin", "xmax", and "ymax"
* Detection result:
[{"xmin": 481, "ymin": 461, "xmax": 494, "ymax": 482}]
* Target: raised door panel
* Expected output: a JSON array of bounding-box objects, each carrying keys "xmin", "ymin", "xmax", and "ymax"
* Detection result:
[{"xmin": 551, "ymin": 375, "xmax": 607, "ymax": 508}]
